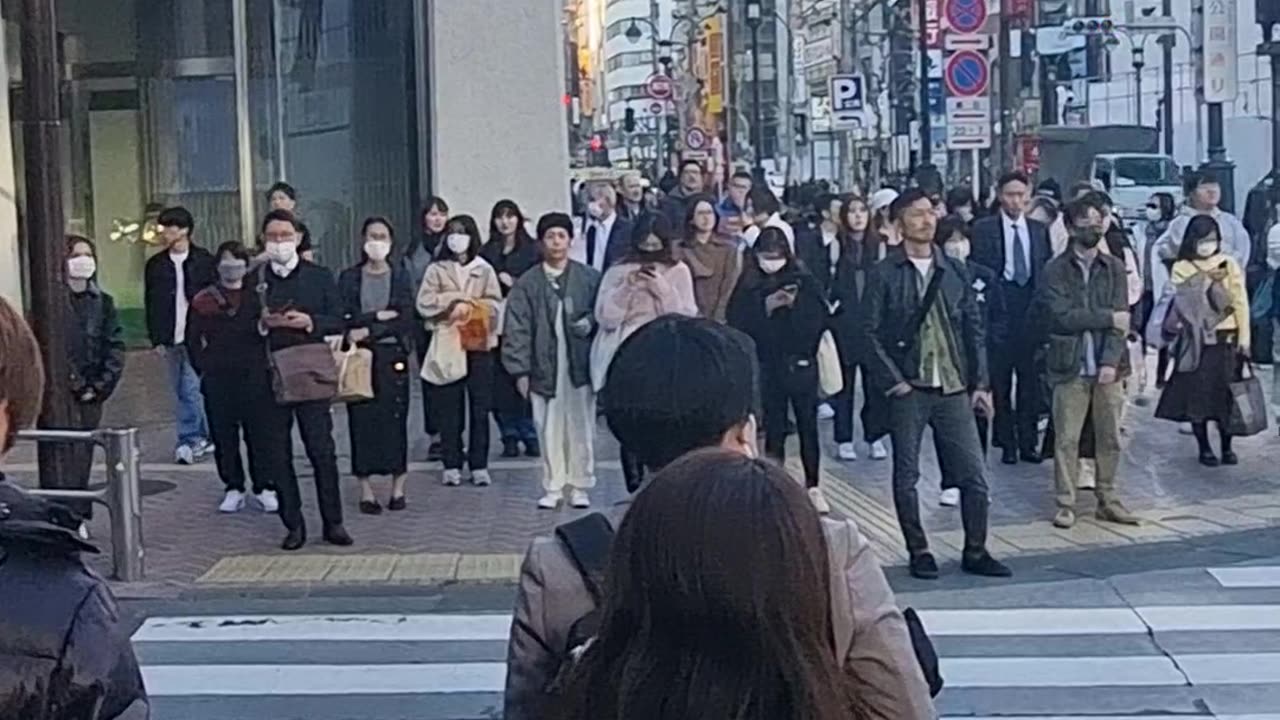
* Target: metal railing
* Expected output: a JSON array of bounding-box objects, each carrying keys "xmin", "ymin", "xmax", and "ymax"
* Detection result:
[{"xmin": 15, "ymin": 428, "xmax": 144, "ymax": 582}]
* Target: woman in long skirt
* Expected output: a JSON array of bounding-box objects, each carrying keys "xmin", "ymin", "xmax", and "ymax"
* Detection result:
[{"xmin": 339, "ymin": 217, "xmax": 417, "ymax": 512}]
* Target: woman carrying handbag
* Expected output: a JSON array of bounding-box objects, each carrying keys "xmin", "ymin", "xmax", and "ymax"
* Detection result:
[{"xmin": 339, "ymin": 217, "xmax": 416, "ymax": 514}]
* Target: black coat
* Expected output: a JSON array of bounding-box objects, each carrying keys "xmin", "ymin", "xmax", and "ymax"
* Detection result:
[
  {"xmin": 187, "ymin": 285, "xmax": 267, "ymax": 379},
  {"xmin": 0, "ymin": 480, "xmax": 149, "ymax": 720},
  {"xmin": 963, "ymin": 260, "xmax": 1008, "ymax": 351},
  {"xmin": 338, "ymin": 264, "xmax": 416, "ymax": 351},
  {"xmin": 970, "ymin": 214, "xmax": 1053, "ymax": 289},
  {"xmin": 143, "ymin": 245, "xmax": 216, "ymax": 347},
  {"xmin": 727, "ymin": 262, "xmax": 828, "ymax": 371},
  {"xmin": 68, "ymin": 286, "xmax": 126, "ymax": 401},
  {"xmin": 256, "ymin": 261, "xmax": 344, "ymax": 351},
  {"xmin": 827, "ymin": 234, "xmax": 885, "ymax": 363},
  {"xmin": 795, "ymin": 225, "xmax": 840, "ymax": 296},
  {"xmin": 862, "ymin": 251, "xmax": 988, "ymax": 393},
  {"xmin": 480, "ymin": 238, "xmax": 541, "ymax": 296}
]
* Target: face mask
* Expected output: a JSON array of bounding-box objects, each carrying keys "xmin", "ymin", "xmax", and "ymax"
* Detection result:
[
  {"xmin": 364, "ymin": 240, "xmax": 391, "ymax": 262},
  {"xmin": 758, "ymin": 257, "xmax": 787, "ymax": 274},
  {"xmin": 1072, "ymin": 227, "xmax": 1103, "ymax": 249},
  {"xmin": 67, "ymin": 256, "xmax": 96, "ymax": 280},
  {"xmin": 1197, "ymin": 241, "xmax": 1219, "ymax": 258},
  {"xmin": 218, "ymin": 261, "xmax": 248, "ymax": 284},
  {"xmin": 943, "ymin": 241, "xmax": 971, "ymax": 261},
  {"xmin": 586, "ymin": 201, "xmax": 604, "ymax": 219},
  {"xmin": 266, "ymin": 240, "xmax": 298, "ymax": 266},
  {"xmin": 1145, "ymin": 206, "xmax": 1162, "ymax": 222},
  {"xmin": 446, "ymin": 233, "xmax": 471, "ymax": 256}
]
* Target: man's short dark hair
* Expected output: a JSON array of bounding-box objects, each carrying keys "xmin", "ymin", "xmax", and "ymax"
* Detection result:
[
  {"xmin": 934, "ymin": 215, "xmax": 972, "ymax": 245},
  {"xmin": 944, "ymin": 187, "xmax": 973, "ymax": 212},
  {"xmin": 261, "ymin": 208, "xmax": 303, "ymax": 234},
  {"xmin": 680, "ymin": 159, "xmax": 704, "ymax": 173},
  {"xmin": 1062, "ymin": 197, "xmax": 1099, "ymax": 227},
  {"xmin": 731, "ymin": 170, "xmax": 754, "ymax": 183},
  {"xmin": 889, "ymin": 187, "xmax": 931, "ymax": 221},
  {"xmin": 157, "ymin": 206, "xmax": 195, "ymax": 232},
  {"xmin": 749, "ymin": 187, "xmax": 778, "ymax": 216},
  {"xmin": 813, "ymin": 193, "xmax": 839, "ymax": 216},
  {"xmin": 997, "ymin": 171, "xmax": 1030, "ymax": 190},
  {"xmin": 267, "ymin": 181, "xmax": 297, "ymax": 202},
  {"xmin": 1184, "ymin": 170, "xmax": 1219, "ymax": 195},
  {"xmin": 603, "ymin": 316, "xmax": 758, "ymax": 473}
]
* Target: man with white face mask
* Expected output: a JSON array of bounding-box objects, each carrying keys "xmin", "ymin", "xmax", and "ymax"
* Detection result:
[
  {"xmin": 256, "ymin": 209, "xmax": 352, "ymax": 551},
  {"xmin": 573, "ymin": 183, "xmax": 631, "ymax": 273}
]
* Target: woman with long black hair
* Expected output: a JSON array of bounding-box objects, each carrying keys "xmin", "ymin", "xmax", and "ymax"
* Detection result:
[
  {"xmin": 407, "ymin": 196, "xmax": 450, "ymax": 461},
  {"xmin": 339, "ymin": 217, "xmax": 416, "ymax": 513},
  {"xmin": 1156, "ymin": 215, "xmax": 1250, "ymax": 466},
  {"xmin": 728, "ymin": 227, "xmax": 829, "ymax": 512},
  {"xmin": 418, "ymin": 215, "xmax": 504, "ymax": 487},
  {"xmin": 481, "ymin": 199, "xmax": 542, "ymax": 457}
]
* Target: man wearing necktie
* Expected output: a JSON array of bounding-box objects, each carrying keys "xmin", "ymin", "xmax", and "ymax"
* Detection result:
[
  {"xmin": 971, "ymin": 171, "xmax": 1052, "ymax": 465},
  {"xmin": 574, "ymin": 183, "xmax": 632, "ymax": 273}
]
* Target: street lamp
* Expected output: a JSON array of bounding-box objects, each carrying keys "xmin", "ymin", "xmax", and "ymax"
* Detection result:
[
  {"xmin": 625, "ymin": 19, "xmax": 644, "ymax": 43},
  {"xmin": 745, "ymin": 0, "xmax": 764, "ymax": 182}
]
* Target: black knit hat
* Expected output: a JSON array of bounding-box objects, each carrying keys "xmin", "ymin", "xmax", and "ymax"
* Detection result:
[{"xmin": 536, "ymin": 212, "xmax": 574, "ymax": 240}]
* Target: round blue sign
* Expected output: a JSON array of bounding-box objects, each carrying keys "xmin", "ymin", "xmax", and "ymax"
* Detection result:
[
  {"xmin": 945, "ymin": 0, "xmax": 987, "ymax": 35},
  {"xmin": 944, "ymin": 50, "xmax": 989, "ymax": 97}
]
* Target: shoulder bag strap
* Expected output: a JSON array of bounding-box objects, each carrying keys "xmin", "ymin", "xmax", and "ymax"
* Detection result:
[
  {"xmin": 554, "ymin": 513, "xmax": 615, "ymax": 605},
  {"xmin": 898, "ymin": 264, "xmax": 946, "ymax": 350}
]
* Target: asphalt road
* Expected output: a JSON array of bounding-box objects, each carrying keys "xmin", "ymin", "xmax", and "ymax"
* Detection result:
[{"xmin": 119, "ymin": 530, "xmax": 1280, "ymax": 720}]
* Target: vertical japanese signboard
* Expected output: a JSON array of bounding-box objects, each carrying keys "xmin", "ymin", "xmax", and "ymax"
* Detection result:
[{"xmin": 1201, "ymin": 0, "xmax": 1237, "ymax": 103}]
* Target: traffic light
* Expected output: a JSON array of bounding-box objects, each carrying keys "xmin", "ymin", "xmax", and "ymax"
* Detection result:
[
  {"xmin": 1063, "ymin": 17, "xmax": 1116, "ymax": 36},
  {"xmin": 624, "ymin": 107, "xmax": 636, "ymax": 133},
  {"xmin": 589, "ymin": 134, "xmax": 604, "ymax": 152}
]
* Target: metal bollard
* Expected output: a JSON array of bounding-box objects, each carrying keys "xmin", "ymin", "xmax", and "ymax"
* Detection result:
[{"xmin": 16, "ymin": 428, "xmax": 145, "ymax": 581}]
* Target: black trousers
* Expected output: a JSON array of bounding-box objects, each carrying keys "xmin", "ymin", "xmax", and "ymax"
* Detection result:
[
  {"xmin": 992, "ymin": 282, "xmax": 1041, "ymax": 454},
  {"xmin": 204, "ymin": 372, "xmax": 277, "ymax": 494},
  {"xmin": 888, "ymin": 389, "xmax": 990, "ymax": 558},
  {"xmin": 432, "ymin": 350, "xmax": 495, "ymax": 471},
  {"xmin": 270, "ymin": 399, "xmax": 344, "ymax": 533},
  {"xmin": 414, "ymin": 326, "xmax": 438, "ymax": 436},
  {"xmin": 762, "ymin": 359, "xmax": 821, "ymax": 488},
  {"xmin": 621, "ymin": 445, "xmax": 646, "ymax": 493},
  {"xmin": 491, "ymin": 339, "xmax": 538, "ymax": 444},
  {"xmin": 832, "ymin": 358, "xmax": 887, "ymax": 444}
]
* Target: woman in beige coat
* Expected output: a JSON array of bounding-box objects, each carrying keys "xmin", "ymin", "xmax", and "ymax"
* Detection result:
[{"xmin": 416, "ymin": 215, "xmax": 503, "ymax": 487}]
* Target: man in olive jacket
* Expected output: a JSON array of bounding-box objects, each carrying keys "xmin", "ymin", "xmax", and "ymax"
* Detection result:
[
  {"xmin": 503, "ymin": 316, "xmax": 935, "ymax": 720},
  {"xmin": 1039, "ymin": 197, "xmax": 1141, "ymax": 530}
]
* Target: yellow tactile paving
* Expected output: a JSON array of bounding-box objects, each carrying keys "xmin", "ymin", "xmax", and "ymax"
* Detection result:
[
  {"xmin": 197, "ymin": 555, "xmax": 276, "ymax": 584},
  {"xmin": 389, "ymin": 553, "xmax": 461, "ymax": 583},
  {"xmin": 455, "ymin": 554, "xmax": 523, "ymax": 582},
  {"xmin": 259, "ymin": 555, "xmax": 333, "ymax": 583},
  {"xmin": 325, "ymin": 555, "xmax": 399, "ymax": 583}
]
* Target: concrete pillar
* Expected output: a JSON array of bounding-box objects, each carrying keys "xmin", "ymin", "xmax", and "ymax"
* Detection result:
[
  {"xmin": 429, "ymin": 0, "xmax": 570, "ymax": 220},
  {"xmin": 0, "ymin": 25, "xmax": 24, "ymax": 306}
]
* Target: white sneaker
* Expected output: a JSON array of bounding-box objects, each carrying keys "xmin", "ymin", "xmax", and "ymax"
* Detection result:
[
  {"xmin": 870, "ymin": 440, "xmax": 888, "ymax": 460},
  {"xmin": 939, "ymin": 487, "xmax": 961, "ymax": 507},
  {"xmin": 219, "ymin": 490, "xmax": 246, "ymax": 513},
  {"xmin": 174, "ymin": 445, "xmax": 195, "ymax": 465},
  {"xmin": 471, "ymin": 469, "xmax": 492, "ymax": 487},
  {"xmin": 195, "ymin": 439, "xmax": 215, "ymax": 457},
  {"xmin": 77, "ymin": 522, "xmax": 90, "ymax": 540},
  {"xmin": 569, "ymin": 489, "xmax": 591, "ymax": 508},
  {"xmin": 537, "ymin": 492, "xmax": 561, "ymax": 509},
  {"xmin": 837, "ymin": 442, "xmax": 858, "ymax": 461},
  {"xmin": 442, "ymin": 469, "xmax": 463, "ymax": 486},
  {"xmin": 817, "ymin": 403, "xmax": 835, "ymax": 420},
  {"xmin": 1179, "ymin": 423, "xmax": 1195, "ymax": 435},
  {"xmin": 808, "ymin": 487, "xmax": 832, "ymax": 514},
  {"xmin": 256, "ymin": 490, "xmax": 279, "ymax": 513}
]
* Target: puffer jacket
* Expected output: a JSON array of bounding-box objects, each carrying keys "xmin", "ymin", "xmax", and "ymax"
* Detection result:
[
  {"xmin": 502, "ymin": 507, "xmax": 936, "ymax": 720},
  {"xmin": 0, "ymin": 479, "xmax": 148, "ymax": 720}
]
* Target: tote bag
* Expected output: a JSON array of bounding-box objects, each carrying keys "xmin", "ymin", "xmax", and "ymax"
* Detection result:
[
  {"xmin": 330, "ymin": 338, "xmax": 375, "ymax": 403},
  {"xmin": 1227, "ymin": 363, "xmax": 1269, "ymax": 437},
  {"xmin": 816, "ymin": 330, "xmax": 843, "ymax": 398},
  {"xmin": 422, "ymin": 325, "xmax": 468, "ymax": 385}
]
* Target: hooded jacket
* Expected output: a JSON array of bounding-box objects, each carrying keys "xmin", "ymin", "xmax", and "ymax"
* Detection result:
[{"xmin": 0, "ymin": 480, "xmax": 149, "ymax": 720}]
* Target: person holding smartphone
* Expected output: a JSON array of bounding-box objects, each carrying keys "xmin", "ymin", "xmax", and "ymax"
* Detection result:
[{"xmin": 727, "ymin": 227, "xmax": 829, "ymax": 512}]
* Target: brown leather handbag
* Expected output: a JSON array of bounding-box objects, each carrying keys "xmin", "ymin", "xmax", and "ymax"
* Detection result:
[{"xmin": 257, "ymin": 268, "xmax": 338, "ymax": 404}]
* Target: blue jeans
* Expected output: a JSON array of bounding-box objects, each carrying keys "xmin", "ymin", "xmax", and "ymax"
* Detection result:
[{"xmin": 166, "ymin": 345, "xmax": 209, "ymax": 449}]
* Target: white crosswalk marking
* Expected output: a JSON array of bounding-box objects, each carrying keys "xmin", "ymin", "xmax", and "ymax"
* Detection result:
[
  {"xmin": 134, "ymin": 604, "xmax": 1280, "ymax": 720},
  {"xmin": 1209, "ymin": 566, "xmax": 1280, "ymax": 588}
]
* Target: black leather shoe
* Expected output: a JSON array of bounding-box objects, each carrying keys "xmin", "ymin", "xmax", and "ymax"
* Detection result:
[
  {"xmin": 282, "ymin": 528, "xmax": 306, "ymax": 551},
  {"xmin": 359, "ymin": 500, "xmax": 382, "ymax": 515},
  {"xmin": 1001, "ymin": 447, "xmax": 1018, "ymax": 465},
  {"xmin": 1040, "ymin": 443, "xmax": 1055, "ymax": 460},
  {"xmin": 962, "ymin": 552, "xmax": 1013, "ymax": 578},
  {"xmin": 523, "ymin": 438, "xmax": 541, "ymax": 458},
  {"xmin": 1221, "ymin": 449, "xmax": 1238, "ymax": 466},
  {"xmin": 388, "ymin": 496, "xmax": 407, "ymax": 511},
  {"xmin": 323, "ymin": 525, "xmax": 354, "ymax": 546},
  {"xmin": 1020, "ymin": 449, "xmax": 1043, "ymax": 464},
  {"xmin": 909, "ymin": 553, "xmax": 939, "ymax": 580},
  {"xmin": 1199, "ymin": 451, "xmax": 1220, "ymax": 467},
  {"xmin": 501, "ymin": 439, "xmax": 520, "ymax": 458}
]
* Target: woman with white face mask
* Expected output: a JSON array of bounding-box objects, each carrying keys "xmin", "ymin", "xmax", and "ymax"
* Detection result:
[
  {"xmin": 338, "ymin": 217, "xmax": 417, "ymax": 514},
  {"xmin": 61, "ymin": 235, "xmax": 125, "ymax": 517},
  {"xmin": 417, "ymin": 215, "xmax": 504, "ymax": 488},
  {"xmin": 726, "ymin": 227, "xmax": 831, "ymax": 513}
]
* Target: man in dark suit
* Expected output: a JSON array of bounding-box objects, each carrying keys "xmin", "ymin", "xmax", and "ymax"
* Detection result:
[
  {"xmin": 575, "ymin": 182, "xmax": 633, "ymax": 273},
  {"xmin": 970, "ymin": 171, "xmax": 1052, "ymax": 465}
]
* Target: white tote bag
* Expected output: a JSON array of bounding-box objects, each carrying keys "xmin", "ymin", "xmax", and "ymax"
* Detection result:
[
  {"xmin": 421, "ymin": 325, "xmax": 468, "ymax": 385},
  {"xmin": 590, "ymin": 326, "xmax": 626, "ymax": 393},
  {"xmin": 817, "ymin": 330, "xmax": 843, "ymax": 398}
]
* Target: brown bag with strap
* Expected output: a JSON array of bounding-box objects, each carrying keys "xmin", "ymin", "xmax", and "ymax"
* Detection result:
[{"xmin": 257, "ymin": 267, "xmax": 338, "ymax": 404}]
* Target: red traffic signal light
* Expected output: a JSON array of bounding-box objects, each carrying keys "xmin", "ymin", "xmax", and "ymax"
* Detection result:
[{"xmin": 589, "ymin": 135, "xmax": 604, "ymax": 152}]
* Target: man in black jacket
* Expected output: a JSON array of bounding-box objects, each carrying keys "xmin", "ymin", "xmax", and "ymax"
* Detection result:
[
  {"xmin": 863, "ymin": 189, "xmax": 1011, "ymax": 580},
  {"xmin": 257, "ymin": 210, "xmax": 352, "ymax": 551},
  {"xmin": 144, "ymin": 206, "xmax": 216, "ymax": 465},
  {"xmin": 970, "ymin": 171, "xmax": 1053, "ymax": 465},
  {"xmin": 0, "ymin": 296, "xmax": 148, "ymax": 720}
]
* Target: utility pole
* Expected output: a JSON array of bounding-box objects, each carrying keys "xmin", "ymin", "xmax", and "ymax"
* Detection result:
[
  {"xmin": 1160, "ymin": 0, "xmax": 1174, "ymax": 155},
  {"xmin": 1258, "ymin": 3, "xmax": 1280, "ymax": 186},
  {"xmin": 747, "ymin": 0, "xmax": 765, "ymax": 181},
  {"xmin": 651, "ymin": 0, "xmax": 664, "ymax": 179},
  {"xmin": 1199, "ymin": 0, "xmax": 1236, "ymax": 212},
  {"xmin": 915, "ymin": 0, "xmax": 933, "ymax": 180},
  {"xmin": 1132, "ymin": 44, "xmax": 1145, "ymax": 124}
]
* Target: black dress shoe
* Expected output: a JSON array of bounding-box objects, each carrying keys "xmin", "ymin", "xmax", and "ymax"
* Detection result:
[
  {"xmin": 962, "ymin": 552, "xmax": 1013, "ymax": 578},
  {"xmin": 1040, "ymin": 443, "xmax": 1055, "ymax": 460},
  {"xmin": 1001, "ymin": 447, "xmax": 1018, "ymax": 465},
  {"xmin": 323, "ymin": 525, "xmax": 354, "ymax": 546},
  {"xmin": 427, "ymin": 440, "xmax": 443, "ymax": 462},
  {"xmin": 909, "ymin": 553, "xmax": 939, "ymax": 580},
  {"xmin": 1221, "ymin": 449, "xmax": 1238, "ymax": 466},
  {"xmin": 388, "ymin": 495, "xmax": 407, "ymax": 511},
  {"xmin": 282, "ymin": 528, "xmax": 306, "ymax": 551},
  {"xmin": 501, "ymin": 439, "xmax": 520, "ymax": 458},
  {"xmin": 359, "ymin": 500, "xmax": 382, "ymax": 515},
  {"xmin": 1020, "ymin": 449, "xmax": 1043, "ymax": 464},
  {"xmin": 1199, "ymin": 451, "xmax": 1221, "ymax": 467},
  {"xmin": 523, "ymin": 438, "xmax": 541, "ymax": 458}
]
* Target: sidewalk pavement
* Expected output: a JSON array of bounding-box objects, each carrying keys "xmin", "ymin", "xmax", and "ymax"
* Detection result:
[{"xmin": 5, "ymin": 350, "xmax": 1280, "ymax": 593}]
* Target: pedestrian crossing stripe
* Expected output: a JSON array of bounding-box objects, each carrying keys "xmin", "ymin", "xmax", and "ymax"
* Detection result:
[{"xmin": 1209, "ymin": 566, "xmax": 1280, "ymax": 588}]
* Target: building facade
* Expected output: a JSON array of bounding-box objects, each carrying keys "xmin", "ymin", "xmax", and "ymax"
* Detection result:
[{"xmin": 1, "ymin": 0, "xmax": 569, "ymax": 335}]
